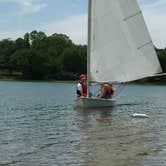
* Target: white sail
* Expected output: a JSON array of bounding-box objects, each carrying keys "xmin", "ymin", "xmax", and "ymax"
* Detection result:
[{"xmin": 89, "ymin": 0, "xmax": 162, "ymax": 83}]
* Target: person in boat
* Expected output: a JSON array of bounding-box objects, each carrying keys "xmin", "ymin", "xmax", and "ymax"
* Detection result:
[
  {"xmin": 76, "ymin": 74, "xmax": 87, "ymax": 99},
  {"xmin": 100, "ymin": 83, "xmax": 115, "ymax": 99}
]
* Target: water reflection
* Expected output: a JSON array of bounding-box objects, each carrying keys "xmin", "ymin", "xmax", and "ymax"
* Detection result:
[{"xmin": 75, "ymin": 104, "xmax": 161, "ymax": 166}]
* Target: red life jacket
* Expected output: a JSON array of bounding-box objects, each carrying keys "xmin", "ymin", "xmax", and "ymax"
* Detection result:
[{"xmin": 82, "ymin": 83, "xmax": 87, "ymax": 95}]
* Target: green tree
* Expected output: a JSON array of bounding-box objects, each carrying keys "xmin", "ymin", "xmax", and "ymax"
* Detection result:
[
  {"xmin": 48, "ymin": 33, "xmax": 73, "ymax": 55},
  {"xmin": 61, "ymin": 46, "xmax": 86, "ymax": 80},
  {"xmin": 156, "ymin": 48, "xmax": 166, "ymax": 72},
  {"xmin": 0, "ymin": 31, "xmax": 88, "ymax": 80},
  {"xmin": 10, "ymin": 49, "xmax": 50, "ymax": 79},
  {"xmin": 0, "ymin": 39, "xmax": 16, "ymax": 74},
  {"xmin": 15, "ymin": 38, "xmax": 30, "ymax": 49}
]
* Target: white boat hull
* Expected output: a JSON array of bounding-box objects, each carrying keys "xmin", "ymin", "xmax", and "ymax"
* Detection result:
[{"xmin": 76, "ymin": 97, "xmax": 116, "ymax": 108}]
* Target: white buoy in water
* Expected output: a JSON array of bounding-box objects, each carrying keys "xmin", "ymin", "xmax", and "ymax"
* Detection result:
[{"xmin": 132, "ymin": 113, "xmax": 148, "ymax": 118}]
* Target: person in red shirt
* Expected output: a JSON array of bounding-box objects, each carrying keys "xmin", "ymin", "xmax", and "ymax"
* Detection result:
[{"xmin": 76, "ymin": 74, "xmax": 87, "ymax": 99}]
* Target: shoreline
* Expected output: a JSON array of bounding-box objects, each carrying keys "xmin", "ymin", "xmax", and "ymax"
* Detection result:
[
  {"xmin": 0, "ymin": 78, "xmax": 77, "ymax": 83},
  {"xmin": 0, "ymin": 78, "xmax": 165, "ymax": 85}
]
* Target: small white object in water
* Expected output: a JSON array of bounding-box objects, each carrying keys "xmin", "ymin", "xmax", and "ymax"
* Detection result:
[{"xmin": 132, "ymin": 113, "xmax": 148, "ymax": 118}]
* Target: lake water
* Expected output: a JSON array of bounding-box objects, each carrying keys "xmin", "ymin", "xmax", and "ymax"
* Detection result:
[{"xmin": 0, "ymin": 81, "xmax": 166, "ymax": 166}]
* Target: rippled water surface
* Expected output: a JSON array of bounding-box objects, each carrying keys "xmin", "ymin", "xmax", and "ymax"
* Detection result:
[{"xmin": 0, "ymin": 81, "xmax": 166, "ymax": 166}]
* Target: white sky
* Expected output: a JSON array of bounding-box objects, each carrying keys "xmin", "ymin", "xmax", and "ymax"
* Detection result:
[{"xmin": 0, "ymin": 0, "xmax": 165, "ymax": 48}]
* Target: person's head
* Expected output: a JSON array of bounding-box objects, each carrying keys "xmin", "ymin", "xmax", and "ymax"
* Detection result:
[
  {"xmin": 80, "ymin": 74, "xmax": 86, "ymax": 82},
  {"xmin": 100, "ymin": 83, "xmax": 111, "ymax": 88},
  {"xmin": 100, "ymin": 83, "xmax": 105, "ymax": 89}
]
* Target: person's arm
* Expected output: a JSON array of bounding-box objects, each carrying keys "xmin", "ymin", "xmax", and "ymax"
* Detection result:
[
  {"xmin": 77, "ymin": 83, "xmax": 82, "ymax": 95},
  {"xmin": 100, "ymin": 87, "xmax": 106, "ymax": 97}
]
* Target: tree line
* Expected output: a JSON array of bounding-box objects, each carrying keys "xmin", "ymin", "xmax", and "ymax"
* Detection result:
[
  {"xmin": 151, "ymin": 47, "xmax": 166, "ymax": 82},
  {"xmin": 0, "ymin": 30, "xmax": 166, "ymax": 82},
  {"xmin": 0, "ymin": 31, "xmax": 86, "ymax": 80}
]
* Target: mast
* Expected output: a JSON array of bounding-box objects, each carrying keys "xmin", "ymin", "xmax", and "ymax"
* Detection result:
[{"xmin": 87, "ymin": 0, "xmax": 92, "ymax": 97}]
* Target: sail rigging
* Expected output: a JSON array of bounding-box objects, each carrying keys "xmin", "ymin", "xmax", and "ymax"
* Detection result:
[{"xmin": 88, "ymin": 0, "xmax": 162, "ymax": 83}]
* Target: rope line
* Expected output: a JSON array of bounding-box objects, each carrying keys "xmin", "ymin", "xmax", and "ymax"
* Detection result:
[{"xmin": 113, "ymin": 83, "xmax": 126, "ymax": 97}]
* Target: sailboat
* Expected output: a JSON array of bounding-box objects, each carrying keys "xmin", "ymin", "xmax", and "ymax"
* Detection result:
[{"xmin": 76, "ymin": 0, "xmax": 162, "ymax": 108}]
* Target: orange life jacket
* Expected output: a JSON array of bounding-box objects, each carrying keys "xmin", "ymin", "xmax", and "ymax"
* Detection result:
[{"xmin": 101, "ymin": 84, "xmax": 113, "ymax": 99}]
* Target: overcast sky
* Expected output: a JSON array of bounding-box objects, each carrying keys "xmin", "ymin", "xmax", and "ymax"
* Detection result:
[{"xmin": 0, "ymin": 0, "xmax": 165, "ymax": 48}]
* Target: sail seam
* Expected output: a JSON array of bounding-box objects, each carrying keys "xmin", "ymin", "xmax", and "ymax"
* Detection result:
[
  {"xmin": 137, "ymin": 41, "xmax": 152, "ymax": 50},
  {"xmin": 123, "ymin": 11, "xmax": 142, "ymax": 21}
]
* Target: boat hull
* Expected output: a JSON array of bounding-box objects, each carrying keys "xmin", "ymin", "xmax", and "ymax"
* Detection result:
[{"xmin": 76, "ymin": 97, "xmax": 116, "ymax": 108}]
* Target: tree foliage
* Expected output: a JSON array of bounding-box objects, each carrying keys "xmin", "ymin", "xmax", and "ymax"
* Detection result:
[
  {"xmin": 0, "ymin": 31, "xmax": 87, "ymax": 80},
  {"xmin": 0, "ymin": 31, "xmax": 165, "ymax": 81}
]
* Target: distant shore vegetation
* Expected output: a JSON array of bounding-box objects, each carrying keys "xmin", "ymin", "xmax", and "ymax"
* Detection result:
[
  {"xmin": 0, "ymin": 31, "xmax": 86, "ymax": 80},
  {"xmin": 0, "ymin": 30, "xmax": 166, "ymax": 82}
]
